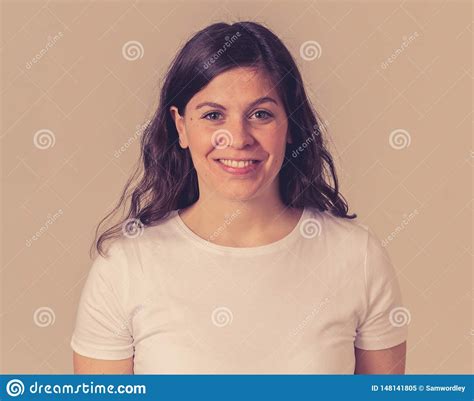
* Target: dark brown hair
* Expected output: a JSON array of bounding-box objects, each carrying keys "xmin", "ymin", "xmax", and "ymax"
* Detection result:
[{"xmin": 92, "ymin": 21, "xmax": 356, "ymax": 258}]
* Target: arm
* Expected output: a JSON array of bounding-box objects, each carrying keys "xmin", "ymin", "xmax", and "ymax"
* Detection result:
[
  {"xmin": 73, "ymin": 351, "xmax": 134, "ymax": 374},
  {"xmin": 71, "ymin": 242, "xmax": 135, "ymax": 374},
  {"xmin": 354, "ymin": 341, "xmax": 406, "ymax": 374},
  {"xmin": 354, "ymin": 229, "xmax": 408, "ymax": 373}
]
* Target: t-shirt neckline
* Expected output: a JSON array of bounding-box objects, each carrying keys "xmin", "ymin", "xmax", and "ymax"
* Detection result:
[{"xmin": 172, "ymin": 207, "xmax": 308, "ymax": 256}]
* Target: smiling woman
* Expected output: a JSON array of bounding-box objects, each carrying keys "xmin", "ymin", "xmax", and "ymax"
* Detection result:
[{"xmin": 71, "ymin": 21, "xmax": 407, "ymax": 374}]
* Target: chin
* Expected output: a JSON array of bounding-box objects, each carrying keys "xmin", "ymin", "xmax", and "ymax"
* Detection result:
[{"xmin": 218, "ymin": 187, "xmax": 259, "ymax": 202}]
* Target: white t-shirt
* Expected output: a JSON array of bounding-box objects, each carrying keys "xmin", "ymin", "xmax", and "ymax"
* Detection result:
[{"xmin": 70, "ymin": 206, "xmax": 408, "ymax": 374}]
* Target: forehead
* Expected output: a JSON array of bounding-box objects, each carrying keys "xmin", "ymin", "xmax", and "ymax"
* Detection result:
[{"xmin": 190, "ymin": 67, "xmax": 280, "ymax": 106}]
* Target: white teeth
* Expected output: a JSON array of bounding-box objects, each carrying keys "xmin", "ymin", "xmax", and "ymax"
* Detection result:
[{"xmin": 218, "ymin": 159, "xmax": 255, "ymax": 168}]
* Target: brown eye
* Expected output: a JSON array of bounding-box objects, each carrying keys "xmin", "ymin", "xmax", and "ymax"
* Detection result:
[
  {"xmin": 251, "ymin": 110, "xmax": 273, "ymax": 120},
  {"xmin": 203, "ymin": 112, "xmax": 222, "ymax": 121}
]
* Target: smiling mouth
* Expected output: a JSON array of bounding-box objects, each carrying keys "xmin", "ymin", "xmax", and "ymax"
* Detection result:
[
  {"xmin": 212, "ymin": 158, "xmax": 263, "ymax": 175},
  {"xmin": 216, "ymin": 159, "xmax": 261, "ymax": 168}
]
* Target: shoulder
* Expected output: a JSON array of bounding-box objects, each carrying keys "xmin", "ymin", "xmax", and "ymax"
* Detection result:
[
  {"xmin": 103, "ymin": 211, "xmax": 178, "ymax": 252},
  {"xmin": 89, "ymin": 238, "xmax": 130, "ymax": 286},
  {"xmin": 304, "ymin": 206, "xmax": 371, "ymax": 248},
  {"xmin": 305, "ymin": 208, "xmax": 397, "ymax": 282},
  {"xmin": 96, "ymin": 211, "xmax": 180, "ymax": 273}
]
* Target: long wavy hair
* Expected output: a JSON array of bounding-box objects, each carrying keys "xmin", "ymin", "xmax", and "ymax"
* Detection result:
[{"xmin": 92, "ymin": 21, "xmax": 356, "ymax": 258}]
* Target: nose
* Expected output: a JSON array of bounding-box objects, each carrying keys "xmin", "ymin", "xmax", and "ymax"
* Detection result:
[{"xmin": 226, "ymin": 119, "xmax": 255, "ymax": 149}]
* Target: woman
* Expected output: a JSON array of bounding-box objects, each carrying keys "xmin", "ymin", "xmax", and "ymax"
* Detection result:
[{"xmin": 71, "ymin": 21, "xmax": 407, "ymax": 374}]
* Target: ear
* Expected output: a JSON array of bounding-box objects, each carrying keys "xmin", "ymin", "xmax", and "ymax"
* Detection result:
[{"xmin": 169, "ymin": 106, "xmax": 189, "ymax": 148}]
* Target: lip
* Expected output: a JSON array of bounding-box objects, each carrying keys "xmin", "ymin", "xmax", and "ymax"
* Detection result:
[
  {"xmin": 212, "ymin": 157, "xmax": 263, "ymax": 161},
  {"xmin": 213, "ymin": 159, "xmax": 262, "ymax": 176}
]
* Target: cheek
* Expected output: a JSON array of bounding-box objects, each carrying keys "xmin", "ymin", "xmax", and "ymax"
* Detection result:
[
  {"xmin": 186, "ymin": 120, "xmax": 218, "ymax": 149},
  {"xmin": 186, "ymin": 131, "xmax": 216, "ymax": 167},
  {"xmin": 261, "ymin": 119, "xmax": 288, "ymax": 147},
  {"xmin": 261, "ymin": 133, "xmax": 288, "ymax": 164}
]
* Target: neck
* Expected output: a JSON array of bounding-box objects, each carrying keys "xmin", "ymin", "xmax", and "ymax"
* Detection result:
[{"xmin": 178, "ymin": 196, "xmax": 302, "ymax": 247}]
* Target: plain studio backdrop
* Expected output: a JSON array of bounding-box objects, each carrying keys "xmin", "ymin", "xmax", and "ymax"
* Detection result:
[{"xmin": 1, "ymin": 0, "xmax": 472, "ymax": 374}]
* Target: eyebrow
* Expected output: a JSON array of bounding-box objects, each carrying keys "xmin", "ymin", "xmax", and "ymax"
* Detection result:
[{"xmin": 195, "ymin": 96, "xmax": 278, "ymax": 111}]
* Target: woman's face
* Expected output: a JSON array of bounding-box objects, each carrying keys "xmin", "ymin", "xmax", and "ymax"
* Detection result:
[{"xmin": 170, "ymin": 67, "xmax": 291, "ymax": 203}]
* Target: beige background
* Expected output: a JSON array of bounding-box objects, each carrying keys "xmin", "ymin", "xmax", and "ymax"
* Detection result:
[{"xmin": 1, "ymin": 0, "xmax": 472, "ymax": 374}]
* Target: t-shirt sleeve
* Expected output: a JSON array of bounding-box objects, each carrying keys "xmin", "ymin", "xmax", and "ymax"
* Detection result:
[
  {"xmin": 354, "ymin": 228, "xmax": 409, "ymax": 350},
  {"xmin": 70, "ymin": 241, "xmax": 134, "ymax": 360}
]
